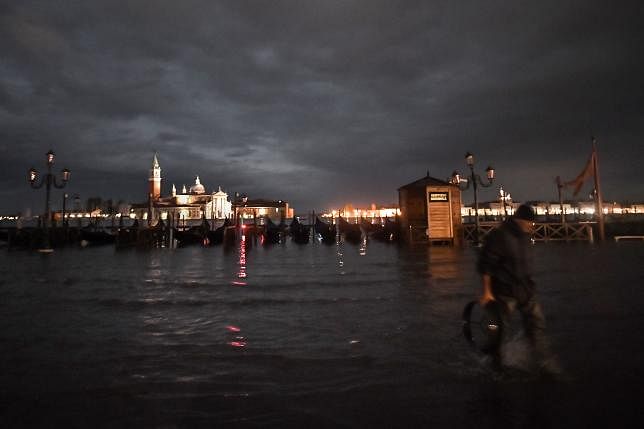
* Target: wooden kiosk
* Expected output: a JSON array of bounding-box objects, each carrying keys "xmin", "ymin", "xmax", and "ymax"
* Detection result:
[{"xmin": 398, "ymin": 173, "xmax": 463, "ymax": 245}]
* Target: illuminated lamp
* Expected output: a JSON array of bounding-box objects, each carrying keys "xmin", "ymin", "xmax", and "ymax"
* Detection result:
[
  {"xmin": 465, "ymin": 152, "xmax": 474, "ymax": 167},
  {"xmin": 486, "ymin": 166, "xmax": 495, "ymax": 180}
]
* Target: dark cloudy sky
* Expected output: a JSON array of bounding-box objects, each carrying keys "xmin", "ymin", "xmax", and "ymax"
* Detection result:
[{"xmin": 1, "ymin": 0, "xmax": 643, "ymax": 214}]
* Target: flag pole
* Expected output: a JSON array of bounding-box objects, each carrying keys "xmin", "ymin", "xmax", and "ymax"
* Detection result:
[
  {"xmin": 592, "ymin": 137, "xmax": 605, "ymax": 241},
  {"xmin": 556, "ymin": 176, "xmax": 565, "ymax": 224}
]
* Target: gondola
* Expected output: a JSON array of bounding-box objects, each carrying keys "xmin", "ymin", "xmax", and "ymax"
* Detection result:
[
  {"xmin": 80, "ymin": 227, "xmax": 116, "ymax": 246},
  {"xmin": 116, "ymin": 219, "xmax": 139, "ymax": 248},
  {"xmin": 371, "ymin": 218, "xmax": 400, "ymax": 242},
  {"xmin": 384, "ymin": 218, "xmax": 400, "ymax": 241},
  {"xmin": 173, "ymin": 217, "xmax": 209, "ymax": 246},
  {"xmin": 1, "ymin": 227, "xmax": 39, "ymax": 249},
  {"xmin": 206, "ymin": 218, "xmax": 231, "ymax": 246},
  {"xmin": 337, "ymin": 216, "xmax": 362, "ymax": 244},
  {"xmin": 359, "ymin": 217, "xmax": 378, "ymax": 235},
  {"xmin": 260, "ymin": 217, "xmax": 281, "ymax": 245},
  {"xmin": 314, "ymin": 216, "xmax": 336, "ymax": 244},
  {"xmin": 173, "ymin": 226, "xmax": 206, "ymax": 246},
  {"xmin": 289, "ymin": 217, "xmax": 310, "ymax": 244}
]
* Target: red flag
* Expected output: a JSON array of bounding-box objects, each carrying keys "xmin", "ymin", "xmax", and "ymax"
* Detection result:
[{"xmin": 565, "ymin": 150, "xmax": 595, "ymax": 196}]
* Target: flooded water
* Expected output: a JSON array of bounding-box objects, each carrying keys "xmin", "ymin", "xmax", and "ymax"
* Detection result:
[{"xmin": 1, "ymin": 238, "xmax": 643, "ymax": 428}]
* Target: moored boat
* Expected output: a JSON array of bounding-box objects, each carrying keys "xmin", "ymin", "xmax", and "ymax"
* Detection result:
[
  {"xmin": 290, "ymin": 217, "xmax": 310, "ymax": 244},
  {"xmin": 337, "ymin": 216, "xmax": 362, "ymax": 244},
  {"xmin": 260, "ymin": 217, "xmax": 281, "ymax": 245},
  {"xmin": 315, "ymin": 217, "xmax": 336, "ymax": 244}
]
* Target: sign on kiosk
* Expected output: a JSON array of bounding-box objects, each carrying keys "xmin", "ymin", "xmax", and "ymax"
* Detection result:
[{"xmin": 429, "ymin": 192, "xmax": 449, "ymax": 202}]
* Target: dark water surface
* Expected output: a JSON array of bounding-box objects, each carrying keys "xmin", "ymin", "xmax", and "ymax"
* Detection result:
[{"xmin": 1, "ymin": 239, "xmax": 643, "ymax": 428}]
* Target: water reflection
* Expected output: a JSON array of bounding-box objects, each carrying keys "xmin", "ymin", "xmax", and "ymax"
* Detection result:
[
  {"xmin": 426, "ymin": 247, "xmax": 466, "ymax": 280},
  {"xmin": 226, "ymin": 324, "xmax": 246, "ymax": 347},
  {"xmin": 396, "ymin": 245, "xmax": 475, "ymax": 298},
  {"xmin": 359, "ymin": 235, "xmax": 367, "ymax": 256},
  {"xmin": 144, "ymin": 253, "xmax": 164, "ymax": 285},
  {"xmin": 235, "ymin": 233, "xmax": 248, "ymax": 285}
]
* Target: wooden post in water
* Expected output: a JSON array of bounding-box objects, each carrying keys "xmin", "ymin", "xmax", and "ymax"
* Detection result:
[{"xmin": 592, "ymin": 138, "xmax": 606, "ymax": 241}]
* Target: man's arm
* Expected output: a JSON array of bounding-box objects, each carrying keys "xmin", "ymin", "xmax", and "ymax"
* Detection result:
[{"xmin": 480, "ymin": 273, "xmax": 495, "ymax": 305}]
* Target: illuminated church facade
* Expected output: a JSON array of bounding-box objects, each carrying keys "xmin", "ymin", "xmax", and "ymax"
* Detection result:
[{"xmin": 130, "ymin": 154, "xmax": 232, "ymax": 222}]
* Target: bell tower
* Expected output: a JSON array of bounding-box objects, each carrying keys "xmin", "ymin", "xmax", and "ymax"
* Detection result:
[{"xmin": 149, "ymin": 153, "xmax": 162, "ymax": 200}]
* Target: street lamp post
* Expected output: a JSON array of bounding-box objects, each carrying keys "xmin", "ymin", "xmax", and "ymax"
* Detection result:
[
  {"xmin": 451, "ymin": 152, "xmax": 495, "ymax": 245},
  {"xmin": 73, "ymin": 194, "xmax": 81, "ymax": 228},
  {"xmin": 28, "ymin": 150, "xmax": 70, "ymax": 250},
  {"xmin": 62, "ymin": 193, "xmax": 68, "ymax": 228}
]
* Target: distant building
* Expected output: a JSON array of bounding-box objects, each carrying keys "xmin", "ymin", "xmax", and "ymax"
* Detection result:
[
  {"xmin": 130, "ymin": 154, "xmax": 232, "ymax": 222},
  {"xmin": 235, "ymin": 198, "xmax": 293, "ymax": 223},
  {"xmin": 319, "ymin": 204, "xmax": 400, "ymax": 220},
  {"xmin": 460, "ymin": 200, "xmax": 644, "ymax": 218}
]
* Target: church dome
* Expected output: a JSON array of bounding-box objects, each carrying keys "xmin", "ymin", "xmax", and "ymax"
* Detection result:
[{"xmin": 189, "ymin": 176, "xmax": 206, "ymax": 194}]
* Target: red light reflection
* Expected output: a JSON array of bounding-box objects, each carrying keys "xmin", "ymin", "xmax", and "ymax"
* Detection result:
[
  {"xmin": 225, "ymin": 325, "xmax": 247, "ymax": 347},
  {"xmin": 236, "ymin": 234, "xmax": 247, "ymax": 280}
]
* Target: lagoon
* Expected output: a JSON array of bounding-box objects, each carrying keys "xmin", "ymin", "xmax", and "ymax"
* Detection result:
[{"xmin": 1, "ymin": 240, "xmax": 643, "ymax": 427}]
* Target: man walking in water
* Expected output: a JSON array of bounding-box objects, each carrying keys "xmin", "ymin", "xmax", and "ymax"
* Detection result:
[{"xmin": 477, "ymin": 204, "xmax": 560, "ymax": 374}]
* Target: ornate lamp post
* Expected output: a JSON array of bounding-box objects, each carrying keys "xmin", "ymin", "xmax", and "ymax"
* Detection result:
[
  {"xmin": 28, "ymin": 150, "xmax": 70, "ymax": 250},
  {"xmin": 451, "ymin": 152, "xmax": 495, "ymax": 245}
]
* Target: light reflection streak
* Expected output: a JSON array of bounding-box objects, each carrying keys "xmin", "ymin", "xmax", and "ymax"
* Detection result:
[
  {"xmin": 229, "ymin": 235, "xmax": 249, "ymax": 347},
  {"xmin": 337, "ymin": 242, "xmax": 345, "ymax": 274},
  {"xmin": 427, "ymin": 247, "xmax": 462, "ymax": 280},
  {"xmin": 144, "ymin": 254, "xmax": 163, "ymax": 285},
  {"xmin": 359, "ymin": 236, "xmax": 367, "ymax": 256},
  {"xmin": 225, "ymin": 325, "xmax": 247, "ymax": 347},
  {"xmin": 234, "ymin": 234, "xmax": 247, "ymax": 284}
]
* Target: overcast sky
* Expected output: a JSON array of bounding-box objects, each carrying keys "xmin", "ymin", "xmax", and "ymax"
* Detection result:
[{"xmin": 1, "ymin": 0, "xmax": 643, "ymax": 214}]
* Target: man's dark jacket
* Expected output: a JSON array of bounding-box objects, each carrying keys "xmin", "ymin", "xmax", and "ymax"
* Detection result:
[{"xmin": 477, "ymin": 218, "xmax": 535, "ymax": 304}]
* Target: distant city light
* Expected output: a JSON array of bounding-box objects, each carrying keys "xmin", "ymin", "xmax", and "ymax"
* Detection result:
[{"xmin": 322, "ymin": 205, "xmax": 400, "ymax": 219}]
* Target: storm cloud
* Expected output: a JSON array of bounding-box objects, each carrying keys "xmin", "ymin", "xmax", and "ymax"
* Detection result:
[{"xmin": 1, "ymin": 0, "xmax": 643, "ymax": 214}]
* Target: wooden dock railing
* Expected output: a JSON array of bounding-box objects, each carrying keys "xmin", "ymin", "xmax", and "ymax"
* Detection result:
[{"xmin": 464, "ymin": 222, "xmax": 594, "ymax": 243}]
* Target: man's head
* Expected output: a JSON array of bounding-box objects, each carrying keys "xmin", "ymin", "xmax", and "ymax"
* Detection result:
[{"xmin": 513, "ymin": 204, "xmax": 535, "ymax": 233}]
